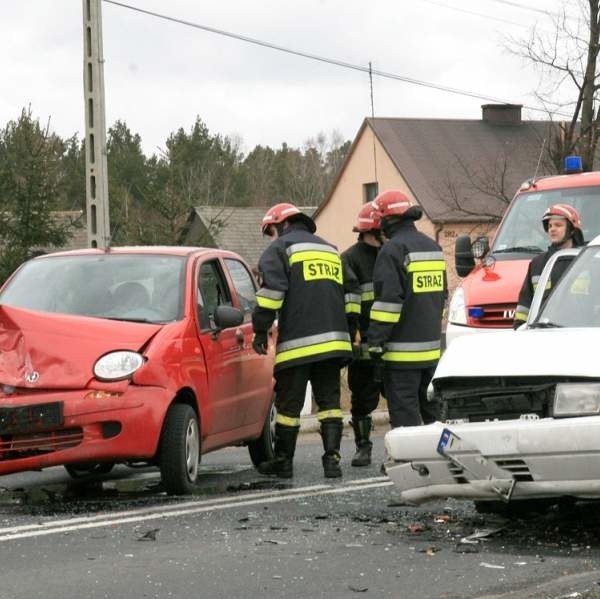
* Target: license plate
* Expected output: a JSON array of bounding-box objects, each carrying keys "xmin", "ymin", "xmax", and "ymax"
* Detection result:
[
  {"xmin": 0, "ymin": 402, "xmax": 64, "ymax": 434},
  {"xmin": 437, "ymin": 428, "xmax": 458, "ymax": 455}
]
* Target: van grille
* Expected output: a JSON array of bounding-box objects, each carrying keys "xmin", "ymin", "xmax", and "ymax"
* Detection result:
[{"xmin": 468, "ymin": 303, "xmax": 515, "ymax": 328}]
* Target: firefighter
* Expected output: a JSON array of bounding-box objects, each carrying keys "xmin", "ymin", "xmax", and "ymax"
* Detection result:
[
  {"xmin": 341, "ymin": 202, "xmax": 382, "ymax": 466},
  {"xmin": 252, "ymin": 202, "xmax": 356, "ymax": 479},
  {"xmin": 513, "ymin": 203, "xmax": 584, "ymax": 328},
  {"xmin": 367, "ymin": 190, "xmax": 447, "ymax": 429}
]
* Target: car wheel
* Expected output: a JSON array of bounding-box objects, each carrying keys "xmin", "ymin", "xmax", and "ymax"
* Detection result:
[
  {"xmin": 474, "ymin": 498, "xmax": 556, "ymax": 516},
  {"xmin": 64, "ymin": 462, "xmax": 115, "ymax": 479},
  {"xmin": 248, "ymin": 397, "xmax": 276, "ymax": 467},
  {"xmin": 159, "ymin": 403, "xmax": 200, "ymax": 495}
]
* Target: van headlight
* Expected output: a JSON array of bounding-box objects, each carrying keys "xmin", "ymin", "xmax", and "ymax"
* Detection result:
[
  {"xmin": 553, "ymin": 383, "xmax": 600, "ymax": 417},
  {"xmin": 447, "ymin": 287, "xmax": 467, "ymax": 325},
  {"xmin": 94, "ymin": 351, "xmax": 145, "ymax": 381}
]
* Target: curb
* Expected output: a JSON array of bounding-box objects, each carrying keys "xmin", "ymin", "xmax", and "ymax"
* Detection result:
[{"xmin": 299, "ymin": 409, "xmax": 389, "ymax": 434}]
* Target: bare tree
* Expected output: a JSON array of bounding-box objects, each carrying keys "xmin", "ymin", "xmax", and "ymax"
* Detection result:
[{"xmin": 510, "ymin": 0, "xmax": 600, "ymax": 171}]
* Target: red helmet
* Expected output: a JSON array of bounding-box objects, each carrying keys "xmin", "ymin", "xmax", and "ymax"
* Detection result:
[
  {"xmin": 542, "ymin": 203, "xmax": 582, "ymax": 232},
  {"xmin": 353, "ymin": 202, "xmax": 381, "ymax": 232},
  {"xmin": 372, "ymin": 190, "xmax": 421, "ymax": 221},
  {"xmin": 261, "ymin": 202, "xmax": 316, "ymax": 236}
]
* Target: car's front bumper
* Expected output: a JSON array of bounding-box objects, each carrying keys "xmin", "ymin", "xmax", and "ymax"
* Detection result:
[
  {"xmin": 384, "ymin": 418, "xmax": 600, "ymax": 504},
  {"xmin": 0, "ymin": 386, "xmax": 171, "ymax": 475}
]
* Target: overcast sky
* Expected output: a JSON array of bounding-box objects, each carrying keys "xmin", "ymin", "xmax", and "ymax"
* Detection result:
[{"xmin": 1, "ymin": 0, "xmax": 571, "ymax": 156}]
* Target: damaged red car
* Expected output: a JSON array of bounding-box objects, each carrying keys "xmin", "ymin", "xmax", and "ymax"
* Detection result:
[{"xmin": 0, "ymin": 247, "xmax": 276, "ymax": 494}]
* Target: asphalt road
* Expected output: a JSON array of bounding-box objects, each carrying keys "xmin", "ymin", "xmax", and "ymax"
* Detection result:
[{"xmin": 0, "ymin": 429, "xmax": 599, "ymax": 599}]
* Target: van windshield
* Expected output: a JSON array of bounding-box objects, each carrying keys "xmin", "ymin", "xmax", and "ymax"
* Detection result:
[
  {"xmin": 492, "ymin": 186, "xmax": 600, "ymax": 255},
  {"xmin": 535, "ymin": 245, "xmax": 600, "ymax": 327}
]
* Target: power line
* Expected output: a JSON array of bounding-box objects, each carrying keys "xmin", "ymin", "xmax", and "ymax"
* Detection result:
[
  {"xmin": 483, "ymin": 0, "xmax": 553, "ymax": 16},
  {"xmin": 419, "ymin": 0, "xmax": 529, "ymax": 28},
  {"xmin": 102, "ymin": 0, "xmax": 570, "ymax": 118}
]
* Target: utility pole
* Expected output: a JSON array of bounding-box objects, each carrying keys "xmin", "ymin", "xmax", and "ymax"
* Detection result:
[{"xmin": 82, "ymin": 0, "xmax": 110, "ymax": 248}]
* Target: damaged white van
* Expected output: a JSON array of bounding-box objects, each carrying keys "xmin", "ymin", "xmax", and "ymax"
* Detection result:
[{"xmin": 384, "ymin": 235, "xmax": 600, "ymax": 508}]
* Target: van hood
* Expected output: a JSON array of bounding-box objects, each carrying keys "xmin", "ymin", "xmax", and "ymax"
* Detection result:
[
  {"xmin": 0, "ymin": 305, "xmax": 162, "ymax": 390},
  {"xmin": 435, "ymin": 327, "xmax": 600, "ymax": 380},
  {"xmin": 461, "ymin": 258, "xmax": 530, "ymax": 306}
]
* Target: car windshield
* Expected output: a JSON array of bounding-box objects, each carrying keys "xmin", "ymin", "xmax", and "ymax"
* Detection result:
[
  {"xmin": 492, "ymin": 186, "xmax": 600, "ymax": 254},
  {"xmin": 535, "ymin": 245, "xmax": 600, "ymax": 328},
  {"xmin": 0, "ymin": 254, "xmax": 186, "ymax": 323}
]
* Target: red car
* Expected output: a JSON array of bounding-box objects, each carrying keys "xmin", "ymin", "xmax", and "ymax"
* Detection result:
[{"xmin": 0, "ymin": 247, "xmax": 276, "ymax": 494}]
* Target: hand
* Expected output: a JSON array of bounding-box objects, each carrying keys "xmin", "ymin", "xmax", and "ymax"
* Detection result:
[
  {"xmin": 368, "ymin": 346, "xmax": 384, "ymax": 361},
  {"xmin": 252, "ymin": 331, "xmax": 269, "ymax": 355}
]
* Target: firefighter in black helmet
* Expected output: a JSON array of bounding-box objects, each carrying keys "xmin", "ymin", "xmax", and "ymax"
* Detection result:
[
  {"xmin": 341, "ymin": 202, "xmax": 383, "ymax": 466},
  {"xmin": 252, "ymin": 202, "xmax": 356, "ymax": 478},
  {"xmin": 367, "ymin": 190, "xmax": 447, "ymax": 429}
]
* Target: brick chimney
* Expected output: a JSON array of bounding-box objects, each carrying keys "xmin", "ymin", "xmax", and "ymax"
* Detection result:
[{"xmin": 481, "ymin": 103, "xmax": 522, "ymax": 125}]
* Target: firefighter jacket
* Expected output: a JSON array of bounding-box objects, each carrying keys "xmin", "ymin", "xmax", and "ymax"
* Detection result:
[
  {"xmin": 367, "ymin": 220, "xmax": 447, "ymax": 369},
  {"xmin": 341, "ymin": 240, "xmax": 378, "ymax": 356},
  {"xmin": 252, "ymin": 223, "xmax": 355, "ymax": 372},
  {"xmin": 513, "ymin": 245, "xmax": 574, "ymax": 328}
]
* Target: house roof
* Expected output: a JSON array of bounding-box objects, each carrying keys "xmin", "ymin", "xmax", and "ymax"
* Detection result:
[
  {"xmin": 316, "ymin": 114, "xmax": 554, "ymax": 223},
  {"xmin": 182, "ymin": 205, "xmax": 317, "ymax": 268}
]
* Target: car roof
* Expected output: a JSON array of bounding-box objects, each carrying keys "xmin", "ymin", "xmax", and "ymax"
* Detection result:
[
  {"xmin": 35, "ymin": 246, "xmax": 238, "ymax": 259},
  {"xmin": 522, "ymin": 170, "xmax": 600, "ymax": 192}
]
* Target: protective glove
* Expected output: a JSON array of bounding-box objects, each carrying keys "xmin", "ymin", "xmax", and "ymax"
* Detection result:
[
  {"xmin": 252, "ymin": 331, "xmax": 269, "ymax": 355},
  {"xmin": 368, "ymin": 346, "xmax": 384, "ymax": 361}
]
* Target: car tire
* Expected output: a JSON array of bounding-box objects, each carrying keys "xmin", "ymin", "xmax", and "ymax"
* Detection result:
[
  {"xmin": 159, "ymin": 403, "xmax": 200, "ymax": 495},
  {"xmin": 64, "ymin": 462, "xmax": 115, "ymax": 479},
  {"xmin": 474, "ymin": 498, "xmax": 555, "ymax": 516},
  {"xmin": 248, "ymin": 397, "xmax": 276, "ymax": 467}
]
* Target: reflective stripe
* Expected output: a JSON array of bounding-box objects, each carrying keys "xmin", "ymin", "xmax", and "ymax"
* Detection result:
[
  {"xmin": 515, "ymin": 304, "xmax": 529, "ymax": 316},
  {"xmin": 276, "ymin": 413, "xmax": 301, "ymax": 427},
  {"xmin": 275, "ymin": 340, "xmax": 352, "ymax": 365},
  {"xmin": 406, "ymin": 260, "xmax": 446, "ymax": 273},
  {"xmin": 360, "ymin": 282, "xmax": 374, "ymax": 302},
  {"xmin": 256, "ymin": 288, "xmax": 285, "ymax": 310},
  {"xmin": 286, "ymin": 242, "xmax": 339, "ymax": 256},
  {"xmin": 407, "ymin": 251, "xmax": 444, "ymax": 262},
  {"xmin": 346, "ymin": 302, "xmax": 361, "ymax": 314},
  {"xmin": 370, "ymin": 300, "xmax": 402, "ymax": 323},
  {"xmin": 345, "ymin": 293, "xmax": 361, "ymax": 305},
  {"xmin": 317, "ymin": 409, "xmax": 343, "ymax": 421},
  {"xmin": 289, "ymin": 250, "xmax": 341, "ymax": 266},
  {"xmin": 514, "ymin": 311, "xmax": 528, "ymax": 322},
  {"xmin": 385, "ymin": 340, "xmax": 440, "ymax": 351},
  {"xmin": 360, "ymin": 282, "xmax": 374, "ymax": 292},
  {"xmin": 383, "ymin": 349, "xmax": 441, "ymax": 362},
  {"xmin": 277, "ymin": 331, "xmax": 349, "ymax": 352}
]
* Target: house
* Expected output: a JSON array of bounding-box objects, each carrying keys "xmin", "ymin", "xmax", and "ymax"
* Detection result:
[
  {"xmin": 181, "ymin": 205, "xmax": 317, "ymax": 271},
  {"xmin": 314, "ymin": 104, "xmax": 554, "ymax": 291}
]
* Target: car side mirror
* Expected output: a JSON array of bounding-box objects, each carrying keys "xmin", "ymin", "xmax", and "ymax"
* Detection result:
[
  {"xmin": 455, "ymin": 235, "xmax": 475, "ymax": 277},
  {"xmin": 213, "ymin": 305, "xmax": 244, "ymax": 330}
]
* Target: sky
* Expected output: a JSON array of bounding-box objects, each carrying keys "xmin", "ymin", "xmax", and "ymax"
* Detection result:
[{"xmin": 0, "ymin": 0, "xmax": 572, "ymax": 157}]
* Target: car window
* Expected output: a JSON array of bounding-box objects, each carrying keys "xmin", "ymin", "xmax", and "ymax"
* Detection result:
[
  {"xmin": 0, "ymin": 254, "xmax": 185, "ymax": 323},
  {"xmin": 224, "ymin": 259, "xmax": 257, "ymax": 321},
  {"xmin": 197, "ymin": 260, "xmax": 232, "ymax": 330},
  {"xmin": 538, "ymin": 246, "xmax": 600, "ymax": 327}
]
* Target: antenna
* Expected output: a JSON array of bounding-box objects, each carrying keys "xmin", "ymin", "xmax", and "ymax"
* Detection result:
[
  {"xmin": 369, "ymin": 61, "xmax": 378, "ymax": 187},
  {"xmin": 531, "ymin": 137, "xmax": 546, "ymax": 185}
]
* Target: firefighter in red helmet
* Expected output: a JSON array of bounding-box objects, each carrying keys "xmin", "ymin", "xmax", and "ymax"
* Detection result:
[
  {"xmin": 513, "ymin": 203, "xmax": 584, "ymax": 328},
  {"xmin": 367, "ymin": 190, "xmax": 447, "ymax": 430},
  {"xmin": 252, "ymin": 202, "xmax": 357, "ymax": 478},
  {"xmin": 341, "ymin": 202, "xmax": 383, "ymax": 466}
]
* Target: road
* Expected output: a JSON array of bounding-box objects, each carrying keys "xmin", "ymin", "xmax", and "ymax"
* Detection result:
[{"xmin": 0, "ymin": 429, "xmax": 599, "ymax": 599}]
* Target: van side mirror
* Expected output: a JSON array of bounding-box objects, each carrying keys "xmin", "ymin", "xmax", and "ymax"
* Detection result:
[
  {"xmin": 455, "ymin": 235, "xmax": 475, "ymax": 277},
  {"xmin": 471, "ymin": 236, "xmax": 489, "ymax": 259}
]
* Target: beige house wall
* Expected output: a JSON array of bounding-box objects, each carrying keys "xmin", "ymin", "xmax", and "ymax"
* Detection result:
[{"xmin": 315, "ymin": 126, "xmax": 499, "ymax": 295}]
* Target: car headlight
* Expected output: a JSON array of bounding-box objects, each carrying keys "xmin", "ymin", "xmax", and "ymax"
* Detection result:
[
  {"xmin": 94, "ymin": 351, "xmax": 145, "ymax": 381},
  {"xmin": 553, "ymin": 383, "xmax": 600, "ymax": 417},
  {"xmin": 447, "ymin": 286, "xmax": 467, "ymax": 325}
]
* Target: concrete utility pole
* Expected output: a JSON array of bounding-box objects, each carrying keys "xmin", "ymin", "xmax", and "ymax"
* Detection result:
[{"xmin": 82, "ymin": 0, "xmax": 111, "ymax": 248}]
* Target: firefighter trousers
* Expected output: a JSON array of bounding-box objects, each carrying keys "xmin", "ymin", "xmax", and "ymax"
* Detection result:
[
  {"xmin": 384, "ymin": 366, "xmax": 439, "ymax": 428},
  {"xmin": 275, "ymin": 359, "xmax": 342, "ymax": 419},
  {"xmin": 348, "ymin": 359, "xmax": 382, "ymax": 419}
]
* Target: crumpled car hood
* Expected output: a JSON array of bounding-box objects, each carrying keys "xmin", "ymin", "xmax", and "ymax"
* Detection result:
[
  {"xmin": 435, "ymin": 327, "xmax": 600, "ymax": 380},
  {"xmin": 0, "ymin": 305, "xmax": 161, "ymax": 390}
]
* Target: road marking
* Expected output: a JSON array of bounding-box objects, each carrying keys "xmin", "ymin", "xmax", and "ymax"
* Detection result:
[{"xmin": 0, "ymin": 477, "xmax": 392, "ymax": 542}]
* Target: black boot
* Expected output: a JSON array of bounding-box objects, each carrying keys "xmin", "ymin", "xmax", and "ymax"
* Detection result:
[
  {"xmin": 351, "ymin": 416, "xmax": 373, "ymax": 467},
  {"xmin": 320, "ymin": 419, "xmax": 343, "ymax": 478},
  {"xmin": 258, "ymin": 423, "xmax": 299, "ymax": 479}
]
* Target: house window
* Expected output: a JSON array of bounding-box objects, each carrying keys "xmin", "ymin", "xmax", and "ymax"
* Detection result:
[{"xmin": 363, "ymin": 182, "xmax": 379, "ymax": 203}]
